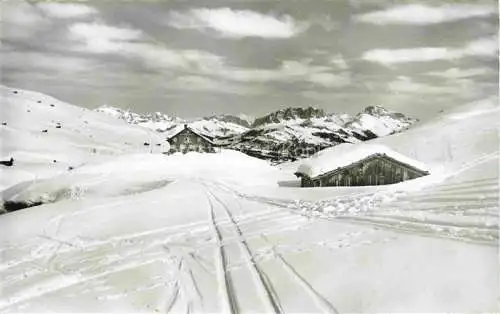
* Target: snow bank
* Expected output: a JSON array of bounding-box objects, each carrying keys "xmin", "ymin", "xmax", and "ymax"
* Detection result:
[
  {"xmin": 1, "ymin": 150, "xmax": 293, "ymax": 209},
  {"xmin": 297, "ymin": 143, "xmax": 429, "ymax": 178}
]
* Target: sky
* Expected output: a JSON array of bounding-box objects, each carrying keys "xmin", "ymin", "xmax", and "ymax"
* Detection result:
[{"xmin": 1, "ymin": 0, "xmax": 498, "ymax": 120}]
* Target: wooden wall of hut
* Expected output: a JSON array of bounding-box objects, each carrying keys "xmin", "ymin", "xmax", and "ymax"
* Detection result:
[
  {"xmin": 301, "ymin": 155, "xmax": 427, "ymax": 187},
  {"xmin": 168, "ymin": 130, "xmax": 215, "ymax": 154}
]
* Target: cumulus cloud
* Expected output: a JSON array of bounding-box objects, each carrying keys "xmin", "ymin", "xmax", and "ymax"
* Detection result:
[
  {"xmin": 356, "ymin": 4, "xmax": 495, "ymax": 25},
  {"xmin": 2, "ymin": 1, "xmax": 48, "ymax": 39},
  {"xmin": 168, "ymin": 8, "xmax": 306, "ymax": 38},
  {"xmin": 212, "ymin": 59, "xmax": 325, "ymax": 82},
  {"xmin": 462, "ymin": 36, "xmax": 498, "ymax": 56},
  {"xmin": 307, "ymin": 73, "xmax": 350, "ymax": 87},
  {"xmin": 362, "ymin": 36, "xmax": 498, "ymax": 65},
  {"xmin": 126, "ymin": 44, "xmax": 224, "ymax": 71},
  {"xmin": 38, "ymin": 3, "xmax": 97, "ymax": 19},
  {"xmin": 362, "ymin": 47, "xmax": 452, "ymax": 64},
  {"xmin": 172, "ymin": 75, "xmax": 263, "ymax": 94},
  {"xmin": 67, "ymin": 22, "xmax": 225, "ymax": 71},
  {"xmin": 388, "ymin": 76, "xmax": 475, "ymax": 95},
  {"xmin": 69, "ymin": 22, "xmax": 143, "ymax": 53},
  {"xmin": 329, "ymin": 54, "xmax": 349, "ymax": 70},
  {"xmin": 426, "ymin": 67, "xmax": 491, "ymax": 79},
  {"xmin": 2, "ymin": 51, "xmax": 95, "ymax": 73}
]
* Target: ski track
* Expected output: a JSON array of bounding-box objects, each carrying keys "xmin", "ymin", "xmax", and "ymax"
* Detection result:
[
  {"xmin": 206, "ymin": 182, "xmax": 344, "ymax": 314},
  {"xmin": 261, "ymin": 235, "xmax": 339, "ymax": 314},
  {"xmin": 214, "ymin": 174, "xmax": 498, "ymax": 246},
  {"xmin": 205, "ymin": 188, "xmax": 238, "ymax": 314},
  {"xmin": 205, "ymin": 185, "xmax": 284, "ymax": 314}
]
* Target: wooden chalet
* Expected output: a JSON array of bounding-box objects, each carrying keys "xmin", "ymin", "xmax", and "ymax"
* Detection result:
[
  {"xmin": 295, "ymin": 143, "xmax": 429, "ymax": 187},
  {"xmin": 166, "ymin": 124, "xmax": 216, "ymax": 154}
]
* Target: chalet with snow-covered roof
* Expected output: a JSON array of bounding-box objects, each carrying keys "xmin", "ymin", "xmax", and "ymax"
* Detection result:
[
  {"xmin": 295, "ymin": 143, "xmax": 429, "ymax": 187},
  {"xmin": 166, "ymin": 124, "xmax": 216, "ymax": 154}
]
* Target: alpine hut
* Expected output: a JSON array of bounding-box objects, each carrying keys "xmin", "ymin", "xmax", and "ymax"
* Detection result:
[
  {"xmin": 166, "ymin": 124, "xmax": 216, "ymax": 154},
  {"xmin": 295, "ymin": 143, "xmax": 429, "ymax": 187}
]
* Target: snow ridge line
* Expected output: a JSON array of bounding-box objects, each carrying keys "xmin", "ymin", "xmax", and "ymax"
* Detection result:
[
  {"xmin": 205, "ymin": 190, "xmax": 238, "ymax": 314},
  {"xmin": 205, "ymin": 185, "xmax": 284, "ymax": 314},
  {"xmin": 261, "ymin": 234, "xmax": 340, "ymax": 314}
]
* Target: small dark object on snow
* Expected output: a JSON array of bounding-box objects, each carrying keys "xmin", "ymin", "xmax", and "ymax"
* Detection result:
[
  {"xmin": 4, "ymin": 200, "xmax": 43, "ymax": 212},
  {"xmin": 27, "ymin": 110, "xmax": 31, "ymax": 113},
  {"xmin": 68, "ymin": 166, "xmax": 74, "ymax": 171},
  {"xmin": 41, "ymin": 129, "xmax": 48, "ymax": 133},
  {"xmin": 13, "ymin": 91, "xmax": 18, "ymax": 94},
  {"xmin": 56, "ymin": 125, "xmax": 62, "ymax": 129},
  {"xmin": 50, "ymin": 104, "xmax": 55, "ymax": 107},
  {"xmin": 144, "ymin": 142, "xmax": 150, "ymax": 146},
  {"xmin": 1, "ymin": 122, "xmax": 6, "ymax": 126},
  {"xmin": 156, "ymin": 143, "xmax": 161, "ymax": 146},
  {"xmin": 84, "ymin": 121, "xmax": 88, "ymax": 124},
  {"xmin": 37, "ymin": 100, "xmax": 42, "ymax": 103},
  {"xmin": 53, "ymin": 160, "xmax": 57, "ymax": 163},
  {"xmin": 0, "ymin": 158, "xmax": 14, "ymax": 167}
]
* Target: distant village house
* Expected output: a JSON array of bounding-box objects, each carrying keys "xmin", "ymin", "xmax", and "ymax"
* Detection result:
[
  {"xmin": 167, "ymin": 124, "xmax": 216, "ymax": 154},
  {"xmin": 295, "ymin": 143, "xmax": 429, "ymax": 187}
]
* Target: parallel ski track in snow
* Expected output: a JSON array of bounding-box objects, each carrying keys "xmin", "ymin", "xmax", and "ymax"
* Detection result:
[
  {"xmin": 206, "ymin": 181, "xmax": 341, "ymax": 314},
  {"xmin": 204, "ymin": 183, "xmax": 283, "ymax": 314},
  {"xmin": 260, "ymin": 234, "xmax": 339, "ymax": 314},
  {"xmin": 212, "ymin": 174, "xmax": 498, "ymax": 246}
]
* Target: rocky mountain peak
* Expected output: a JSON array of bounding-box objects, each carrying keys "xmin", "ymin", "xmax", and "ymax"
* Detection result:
[{"xmin": 252, "ymin": 106, "xmax": 326, "ymax": 127}]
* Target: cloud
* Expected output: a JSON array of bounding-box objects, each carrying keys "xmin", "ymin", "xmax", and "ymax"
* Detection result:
[
  {"xmin": 38, "ymin": 3, "xmax": 97, "ymax": 19},
  {"xmin": 307, "ymin": 73, "xmax": 350, "ymax": 87},
  {"xmin": 329, "ymin": 54, "xmax": 349, "ymax": 70},
  {"xmin": 387, "ymin": 76, "xmax": 475, "ymax": 95},
  {"xmin": 462, "ymin": 36, "xmax": 498, "ymax": 56},
  {"xmin": 125, "ymin": 43, "xmax": 225, "ymax": 71},
  {"xmin": 356, "ymin": 4, "xmax": 495, "ymax": 25},
  {"xmin": 168, "ymin": 8, "xmax": 306, "ymax": 38},
  {"xmin": 171, "ymin": 75, "xmax": 263, "ymax": 94},
  {"xmin": 2, "ymin": 1, "xmax": 48, "ymax": 39},
  {"xmin": 69, "ymin": 22, "xmax": 143, "ymax": 53},
  {"xmin": 362, "ymin": 36, "xmax": 498, "ymax": 65},
  {"xmin": 67, "ymin": 22, "xmax": 225, "ymax": 71},
  {"xmin": 425, "ymin": 67, "xmax": 491, "ymax": 79},
  {"xmin": 65, "ymin": 22, "xmax": 350, "ymax": 88},
  {"xmin": 2, "ymin": 51, "xmax": 97, "ymax": 74},
  {"xmin": 362, "ymin": 47, "xmax": 452, "ymax": 64}
]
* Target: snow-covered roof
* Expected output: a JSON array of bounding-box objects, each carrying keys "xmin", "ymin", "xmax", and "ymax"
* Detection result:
[
  {"xmin": 167, "ymin": 125, "xmax": 215, "ymax": 144},
  {"xmin": 296, "ymin": 143, "xmax": 429, "ymax": 178}
]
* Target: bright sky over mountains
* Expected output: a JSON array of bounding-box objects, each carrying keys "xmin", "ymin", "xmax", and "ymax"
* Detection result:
[{"xmin": 1, "ymin": 0, "xmax": 498, "ymax": 119}]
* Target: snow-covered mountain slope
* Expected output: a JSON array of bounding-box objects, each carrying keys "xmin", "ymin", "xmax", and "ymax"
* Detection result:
[
  {"xmin": 0, "ymin": 92, "xmax": 497, "ymax": 312},
  {"xmin": 230, "ymin": 105, "xmax": 417, "ymax": 161},
  {"xmin": 0, "ymin": 86, "xmax": 166, "ymax": 190},
  {"xmin": 95, "ymin": 105, "xmax": 182, "ymax": 132},
  {"xmin": 346, "ymin": 105, "xmax": 417, "ymax": 137}
]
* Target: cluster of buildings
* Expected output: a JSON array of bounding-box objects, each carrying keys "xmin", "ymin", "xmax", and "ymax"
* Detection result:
[{"xmin": 166, "ymin": 125, "xmax": 429, "ymax": 188}]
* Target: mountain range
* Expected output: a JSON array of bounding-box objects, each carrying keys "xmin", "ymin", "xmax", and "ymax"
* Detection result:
[{"xmin": 95, "ymin": 105, "xmax": 418, "ymax": 161}]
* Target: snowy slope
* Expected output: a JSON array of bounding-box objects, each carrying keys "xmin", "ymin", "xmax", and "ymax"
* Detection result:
[
  {"xmin": 0, "ymin": 88, "xmax": 498, "ymax": 312},
  {"xmin": 0, "ymin": 86, "xmax": 166, "ymax": 190}
]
